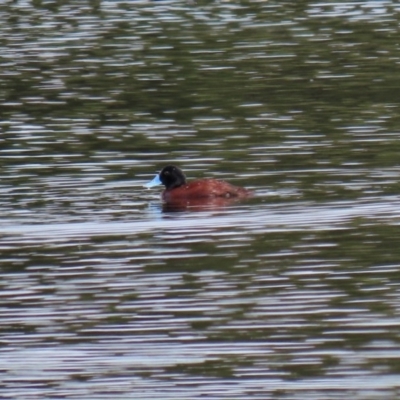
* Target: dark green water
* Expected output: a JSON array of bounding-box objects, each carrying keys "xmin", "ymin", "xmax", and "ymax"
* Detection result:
[{"xmin": 1, "ymin": 1, "xmax": 400, "ymax": 399}]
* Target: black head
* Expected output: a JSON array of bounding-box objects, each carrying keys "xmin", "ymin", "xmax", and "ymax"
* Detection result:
[{"xmin": 159, "ymin": 165, "xmax": 187, "ymax": 190}]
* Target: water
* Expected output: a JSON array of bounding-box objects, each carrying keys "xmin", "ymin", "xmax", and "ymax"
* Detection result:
[{"xmin": 1, "ymin": 1, "xmax": 400, "ymax": 399}]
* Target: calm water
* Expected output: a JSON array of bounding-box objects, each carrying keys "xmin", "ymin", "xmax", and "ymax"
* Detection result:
[{"xmin": 1, "ymin": 1, "xmax": 400, "ymax": 399}]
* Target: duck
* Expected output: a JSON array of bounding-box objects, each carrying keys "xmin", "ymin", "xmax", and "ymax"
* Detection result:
[{"xmin": 144, "ymin": 165, "xmax": 252, "ymax": 202}]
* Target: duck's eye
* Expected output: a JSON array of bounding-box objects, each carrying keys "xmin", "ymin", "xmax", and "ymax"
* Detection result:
[{"xmin": 164, "ymin": 171, "xmax": 170, "ymax": 175}]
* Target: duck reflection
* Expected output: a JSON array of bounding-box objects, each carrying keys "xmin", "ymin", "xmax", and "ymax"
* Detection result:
[{"xmin": 162, "ymin": 196, "xmax": 249, "ymax": 212}]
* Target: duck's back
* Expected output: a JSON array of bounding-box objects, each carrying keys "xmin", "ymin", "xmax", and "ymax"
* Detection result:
[{"xmin": 162, "ymin": 178, "xmax": 251, "ymax": 200}]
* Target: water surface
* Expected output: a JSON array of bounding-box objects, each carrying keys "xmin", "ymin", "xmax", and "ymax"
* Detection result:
[{"xmin": 1, "ymin": 1, "xmax": 400, "ymax": 399}]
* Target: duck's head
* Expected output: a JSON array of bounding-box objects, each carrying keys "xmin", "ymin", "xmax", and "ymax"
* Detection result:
[{"xmin": 144, "ymin": 165, "xmax": 187, "ymax": 190}]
